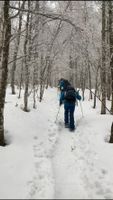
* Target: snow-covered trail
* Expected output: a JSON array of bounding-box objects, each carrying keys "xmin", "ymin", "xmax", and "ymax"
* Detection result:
[
  {"xmin": 52, "ymin": 129, "xmax": 88, "ymax": 199},
  {"xmin": 1, "ymin": 87, "xmax": 113, "ymax": 199},
  {"xmin": 52, "ymin": 106, "xmax": 89, "ymax": 199},
  {"xmin": 25, "ymin": 88, "xmax": 113, "ymax": 199},
  {"xmin": 51, "ymin": 100, "xmax": 113, "ymax": 199}
]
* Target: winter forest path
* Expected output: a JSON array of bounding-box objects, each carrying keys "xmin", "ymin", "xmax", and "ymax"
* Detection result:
[
  {"xmin": 1, "ymin": 88, "xmax": 113, "ymax": 199},
  {"xmin": 52, "ymin": 109, "xmax": 112, "ymax": 199},
  {"xmin": 25, "ymin": 88, "xmax": 113, "ymax": 199},
  {"xmin": 52, "ymin": 96, "xmax": 113, "ymax": 199}
]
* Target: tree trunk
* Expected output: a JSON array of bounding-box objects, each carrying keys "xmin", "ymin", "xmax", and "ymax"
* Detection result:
[
  {"xmin": 0, "ymin": 1, "xmax": 11, "ymax": 146},
  {"xmin": 18, "ymin": 59, "xmax": 24, "ymax": 99},
  {"xmin": 0, "ymin": 2, "xmax": 4, "ymax": 63},
  {"xmin": 23, "ymin": 1, "xmax": 30, "ymax": 112},
  {"xmin": 109, "ymin": 122, "xmax": 113, "ymax": 143},
  {"xmin": 46, "ymin": 59, "xmax": 52, "ymax": 89},
  {"xmin": 93, "ymin": 66, "xmax": 99, "ymax": 109},
  {"xmin": 110, "ymin": 56, "xmax": 113, "ymax": 114},
  {"xmin": 84, "ymin": 1, "xmax": 92, "ymax": 100},
  {"xmin": 107, "ymin": 72, "xmax": 111, "ymax": 101},
  {"xmin": 88, "ymin": 61, "xmax": 92, "ymax": 100},
  {"xmin": 106, "ymin": 2, "xmax": 111, "ymax": 101},
  {"xmin": 80, "ymin": 69, "xmax": 86, "ymax": 101},
  {"xmin": 11, "ymin": 2, "xmax": 24, "ymax": 95},
  {"xmin": 39, "ymin": 55, "xmax": 45, "ymax": 102},
  {"xmin": 33, "ymin": 65, "xmax": 37, "ymax": 109},
  {"xmin": 39, "ymin": 2, "xmax": 46, "ymax": 102},
  {"xmin": 101, "ymin": 1, "xmax": 106, "ymax": 114},
  {"xmin": 109, "ymin": 1, "xmax": 113, "ymax": 114},
  {"xmin": 11, "ymin": 1, "xmax": 25, "ymax": 95}
]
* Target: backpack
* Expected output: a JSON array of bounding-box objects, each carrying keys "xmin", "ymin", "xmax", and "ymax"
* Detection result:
[
  {"xmin": 59, "ymin": 79, "xmax": 70, "ymax": 92},
  {"xmin": 64, "ymin": 86, "xmax": 76, "ymax": 102}
]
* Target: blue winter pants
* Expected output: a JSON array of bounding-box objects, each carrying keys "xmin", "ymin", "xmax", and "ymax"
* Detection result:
[{"xmin": 64, "ymin": 103, "xmax": 75, "ymax": 129}]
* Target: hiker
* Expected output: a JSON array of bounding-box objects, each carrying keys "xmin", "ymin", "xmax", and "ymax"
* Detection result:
[
  {"xmin": 59, "ymin": 83, "xmax": 81, "ymax": 131},
  {"xmin": 58, "ymin": 78, "xmax": 71, "ymax": 92}
]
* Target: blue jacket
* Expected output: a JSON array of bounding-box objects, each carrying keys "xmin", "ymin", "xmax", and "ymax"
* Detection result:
[{"xmin": 60, "ymin": 90, "xmax": 81, "ymax": 105}]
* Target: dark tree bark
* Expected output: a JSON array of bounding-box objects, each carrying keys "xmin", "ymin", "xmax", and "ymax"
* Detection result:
[
  {"xmin": 0, "ymin": 1, "xmax": 11, "ymax": 146},
  {"xmin": 109, "ymin": 122, "xmax": 113, "ymax": 143},
  {"xmin": 23, "ymin": 1, "xmax": 30, "ymax": 112},
  {"xmin": 93, "ymin": 65, "xmax": 100, "ymax": 109},
  {"xmin": 101, "ymin": 1, "xmax": 106, "ymax": 114},
  {"xmin": 80, "ymin": 69, "xmax": 86, "ymax": 101}
]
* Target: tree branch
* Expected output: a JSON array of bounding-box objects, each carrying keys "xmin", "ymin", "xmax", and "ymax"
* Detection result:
[
  {"xmin": 9, "ymin": 5, "xmax": 83, "ymax": 32},
  {"xmin": 8, "ymin": 51, "xmax": 39, "ymax": 65},
  {"xmin": 87, "ymin": 87, "xmax": 111, "ymax": 114},
  {"xmin": 10, "ymin": 0, "xmax": 26, "ymax": 20}
]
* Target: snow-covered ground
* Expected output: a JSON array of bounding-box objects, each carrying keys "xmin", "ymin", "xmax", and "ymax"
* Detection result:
[{"xmin": 0, "ymin": 86, "xmax": 113, "ymax": 199}]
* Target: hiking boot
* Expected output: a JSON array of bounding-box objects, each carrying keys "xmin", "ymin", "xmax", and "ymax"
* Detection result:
[
  {"xmin": 69, "ymin": 127, "xmax": 75, "ymax": 132},
  {"xmin": 65, "ymin": 123, "xmax": 69, "ymax": 128}
]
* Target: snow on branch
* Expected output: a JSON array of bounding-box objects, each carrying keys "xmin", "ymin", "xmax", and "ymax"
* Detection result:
[{"xmin": 9, "ymin": 5, "xmax": 83, "ymax": 32}]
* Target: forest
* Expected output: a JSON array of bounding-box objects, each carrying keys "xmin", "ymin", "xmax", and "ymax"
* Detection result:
[{"xmin": 0, "ymin": 1, "xmax": 113, "ymax": 199}]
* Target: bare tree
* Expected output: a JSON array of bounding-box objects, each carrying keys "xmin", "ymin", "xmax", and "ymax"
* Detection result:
[
  {"xmin": 101, "ymin": 1, "xmax": 107, "ymax": 114},
  {"xmin": 0, "ymin": 1, "xmax": 11, "ymax": 146},
  {"xmin": 93, "ymin": 63, "xmax": 100, "ymax": 109},
  {"xmin": 84, "ymin": 1, "xmax": 92, "ymax": 100},
  {"xmin": 18, "ymin": 58, "xmax": 24, "ymax": 99},
  {"xmin": 109, "ymin": 1, "xmax": 113, "ymax": 114},
  {"xmin": 23, "ymin": 0, "xmax": 30, "ymax": 112},
  {"xmin": 10, "ymin": 1, "xmax": 25, "ymax": 95},
  {"xmin": 106, "ymin": 2, "xmax": 111, "ymax": 101},
  {"xmin": 108, "ymin": 1, "xmax": 113, "ymax": 143},
  {"xmin": 109, "ymin": 122, "xmax": 113, "ymax": 143}
]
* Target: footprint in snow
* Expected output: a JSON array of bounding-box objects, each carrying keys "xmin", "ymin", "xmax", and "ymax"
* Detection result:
[
  {"xmin": 34, "ymin": 152, "xmax": 45, "ymax": 158},
  {"xmin": 34, "ymin": 136, "xmax": 38, "ymax": 140},
  {"xmin": 101, "ymin": 169, "xmax": 107, "ymax": 175},
  {"xmin": 28, "ymin": 179, "xmax": 38, "ymax": 198},
  {"xmin": 48, "ymin": 131, "xmax": 56, "ymax": 137}
]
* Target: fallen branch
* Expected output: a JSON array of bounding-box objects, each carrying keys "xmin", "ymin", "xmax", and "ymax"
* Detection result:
[{"xmin": 87, "ymin": 87, "xmax": 111, "ymax": 114}]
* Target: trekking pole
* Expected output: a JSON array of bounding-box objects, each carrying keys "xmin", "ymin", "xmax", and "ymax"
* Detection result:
[
  {"xmin": 55, "ymin": 106, "xmax": 60, "ymax": 123},
  {"xmin": 79, "ymin": 101, "xmax": 84, "ymax": 117}
]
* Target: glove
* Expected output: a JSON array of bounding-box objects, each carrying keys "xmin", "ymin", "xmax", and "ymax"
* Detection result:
[
  {"xmin": 79, "ymin": 96, "xmax": 82, "ymax": 101},
  {"xmin": 59, "ymin": 101, "xmax": 62, "ymax": 106},
  {"xmin": 76, "ymin": 90, "xmax": 81, "ymax": 101},
  {"xmin": 76, "ymin": 90, "xmax": 80, "ymax": 95}
]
